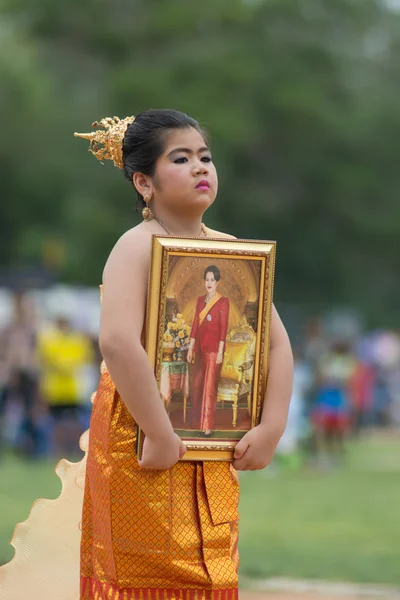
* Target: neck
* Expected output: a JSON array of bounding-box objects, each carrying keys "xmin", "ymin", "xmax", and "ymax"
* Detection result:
[{"xmin": 152, "ymin": 208, "xmax": 204, "ymax": 237}]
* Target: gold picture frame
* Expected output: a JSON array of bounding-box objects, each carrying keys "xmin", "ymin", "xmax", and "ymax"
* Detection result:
[{"xmin": 137, "ymin": 235, "xmax": 276, "ymax": 461}]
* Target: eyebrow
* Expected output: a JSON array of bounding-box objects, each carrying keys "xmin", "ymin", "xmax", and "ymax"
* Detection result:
[{"xmin": 167, "ymin": 146, "xmax": 210, "ymax": 157}]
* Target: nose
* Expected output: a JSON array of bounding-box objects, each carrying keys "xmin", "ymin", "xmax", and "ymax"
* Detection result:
[{"xmin": 193, "ymin": 158, "xmax": 208, "ymax": 175}]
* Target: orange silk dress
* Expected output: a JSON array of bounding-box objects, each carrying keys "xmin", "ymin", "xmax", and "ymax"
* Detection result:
[{"xmin": 80, "ymin": 360, "xmax": 240, "ymax": 600}]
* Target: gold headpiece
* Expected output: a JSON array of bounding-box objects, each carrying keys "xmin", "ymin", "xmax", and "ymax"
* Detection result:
[{"xmin": 74, "ymin": 115, "xmax": 135, "ymax": 169}]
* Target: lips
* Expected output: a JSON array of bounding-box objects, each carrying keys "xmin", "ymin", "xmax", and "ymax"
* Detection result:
[{"xmin": 196, "ymin": 180, "xmax": 210, "ymax": 190}]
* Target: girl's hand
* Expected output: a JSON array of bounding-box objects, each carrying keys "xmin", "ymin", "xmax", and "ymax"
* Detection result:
[
  {"xmin": 232, "ymin": 424, "xmax": 282, "ymax": 471},
  {"xmin": 139, "ymin": 431, "xmax": 186, "ymax": 470},
  {"xmin": 216, "ymin": 350, "xmax": 224, "ymax": 365},
  {"xmin": 187, "ymin": 348, "xmax": 193, "ymax": 363}
]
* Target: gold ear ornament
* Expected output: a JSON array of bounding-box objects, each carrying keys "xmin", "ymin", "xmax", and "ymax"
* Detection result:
[
  {"xmin": 74, "ymin": 115, "xmax": 135, "ymax": 169},
  {"xmin": 142, "ymin": 195, "xmax": 153, "ymax": 221}
]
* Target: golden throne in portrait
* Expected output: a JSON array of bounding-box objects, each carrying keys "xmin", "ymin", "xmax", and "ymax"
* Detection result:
[{"xmin": 217, "ymin": 315, "xmax": 256, "ymax": 427}]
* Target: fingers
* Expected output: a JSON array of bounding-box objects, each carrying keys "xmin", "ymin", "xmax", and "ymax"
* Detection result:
[
  {"xmin": 139, "ymin": 448, "xmax": 184, "ymax": 470},
  {"xmin": 233, "ymin": 440, "xmax": 250, "ymax": 470},
  {"xmin": 233, "ymin": 454, "xmax": 271, "ymax": 471},
  {"xmin": 234, "ymin": 438, "xmax": 249, "ymax": 460},
  {"xmin": 138, "ymin": 458, "xmax": 159, "ymax": 470},
  {"xmin": 232, "ymin": 445, "xmax": 263, "ymax": 471},
  {"xmin": 138, "ymin": 454, "xmax": 164, "ymax": 470},
  {"xmin": 179, "ymin": 442, "xmax": 187, "ymax": 459},
  {"xmin": 232, "ymin": 457, "xmax": 250, "ymax": 471},
  {"xmin": 138, "ymin": 458, "xmax": 175, "ymax": 470}
]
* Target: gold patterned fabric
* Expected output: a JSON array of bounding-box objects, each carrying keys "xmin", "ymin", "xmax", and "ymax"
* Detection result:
[{"xmin": 80, "ymin": 363, "xmax": 240, "ymax": 600}]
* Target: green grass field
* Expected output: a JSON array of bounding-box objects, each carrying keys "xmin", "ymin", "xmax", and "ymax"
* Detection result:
[{"xmin": 0, "ymin": 433, "xmax": 399, "ymax": 584}]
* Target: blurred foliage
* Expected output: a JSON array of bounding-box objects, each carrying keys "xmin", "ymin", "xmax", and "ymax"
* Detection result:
[{"xmin": 0, "ymin": 0, "xmax": 399, "ymax": 325}]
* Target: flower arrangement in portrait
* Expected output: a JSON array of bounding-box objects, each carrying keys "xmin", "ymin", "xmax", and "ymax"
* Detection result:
[{"xmin": 163, "ymin": 313, "xmax": 191, "ymax": 361}]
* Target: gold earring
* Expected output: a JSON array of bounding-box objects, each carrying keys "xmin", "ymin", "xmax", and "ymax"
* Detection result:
[{"xmin": 142, "ymin": 195, "xmax": 153, "ymax": 221}]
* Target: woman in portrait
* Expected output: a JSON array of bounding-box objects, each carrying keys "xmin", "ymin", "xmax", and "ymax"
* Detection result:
[
  {"xmin": 0, "ymin": 109, "xmax": 293, "ymax": 600},
  {"xmin": 187, "ymin": 265, "xmax": 230, "ymax": 435}
]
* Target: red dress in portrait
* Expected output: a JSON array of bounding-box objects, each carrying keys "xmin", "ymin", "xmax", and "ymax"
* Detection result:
[{"xmin": 190, "ymin": 294, "xmax": 230, "ymax": 431}]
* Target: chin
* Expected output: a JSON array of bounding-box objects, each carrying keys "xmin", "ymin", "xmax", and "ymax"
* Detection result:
[
  {"xmin": 194, "ymin": 192, "xmax": 216, "ymax": 209},
  {"xmin": 177, "ymin": 195, "xmax": 214, "ymax": 216}
]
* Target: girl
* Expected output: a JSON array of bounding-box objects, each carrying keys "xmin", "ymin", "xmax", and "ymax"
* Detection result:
[{"xmin": 0, "ymin": 109, "xmax": 293, "ymax": 600}]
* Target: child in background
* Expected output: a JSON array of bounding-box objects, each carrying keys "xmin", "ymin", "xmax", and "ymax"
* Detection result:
[{"xmin": 312, "ymin": 341, "xmax": 356, "ymax": 466}]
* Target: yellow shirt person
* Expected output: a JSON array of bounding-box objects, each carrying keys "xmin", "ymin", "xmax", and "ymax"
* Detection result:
[{"xmin": 38, "ymin": 318, "xmax": 93, "ymax": 407}]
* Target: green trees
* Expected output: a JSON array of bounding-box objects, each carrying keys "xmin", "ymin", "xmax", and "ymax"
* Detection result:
[{"xmin": 1, "ymin": 0, "xmax": 398, "ymax": 324}]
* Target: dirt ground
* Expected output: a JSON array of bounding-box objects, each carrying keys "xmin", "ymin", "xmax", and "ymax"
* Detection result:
[{"xmin": 241, "ymin": 593, "xmax": 382, "ymax": 600}]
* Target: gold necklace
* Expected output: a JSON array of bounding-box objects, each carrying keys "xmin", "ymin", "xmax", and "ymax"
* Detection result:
[
  {"xmin": 155, "ymin": 218, "xmax": 207, "ymax": 237},
  {"xmin": 205, "ymin": 292, "xmax": 216, "ymax": 304}
]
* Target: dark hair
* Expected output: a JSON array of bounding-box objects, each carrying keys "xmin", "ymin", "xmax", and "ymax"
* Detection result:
[
  {"xmin": 122, "ymin": 109, "xmax": 208, "ymax": 212},
  {"xmin": 203, "ymin": 265, "xmax": 221, "ymax": 281}
]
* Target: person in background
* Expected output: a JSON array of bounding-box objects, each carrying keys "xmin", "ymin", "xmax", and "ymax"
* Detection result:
[
  {"xmin": 38, "ymin": 316, "xmax": 93, "ymax": 456},
  {"xmin": 304, "ymin": 317, "xmax": 328, "ymax": 370},
  {"xmin": 0, "ymin": 292, "xmax": 41, "ymax": 457},
  {"xmin": 312, "ymin": 341, "xmax": 356, "ymax": 467},
  {"xmin": 371, "ymin": 331, "xmax": 400, "ymax": 427},
  {"xmin": 302, "ymin": 316, "xmax": 328, "ymax": 457},
  {"xmin": 348, "ymin": 359, "xmax": 375, "ymax": 435}
]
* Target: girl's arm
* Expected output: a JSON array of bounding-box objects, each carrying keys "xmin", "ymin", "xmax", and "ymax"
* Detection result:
[
  {"xmin": 100, "ymin": 227, "xmax": 185, "ymax": 469},
  {"xmin": 233, "ymin": 304, "xmax": 293, "ymax": 471},
  {"xmin": 260, "ymin": 305, "xmax": 294, "ymax": 433}
]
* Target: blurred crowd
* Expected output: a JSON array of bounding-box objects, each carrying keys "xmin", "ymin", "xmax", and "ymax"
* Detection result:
[
  {"xmin": 0, "ymin": 292, "xmax": 399, "ymax": 463},
  {"xmin": 277, "ymin": 318, "xmax": 400, "ymax": 468},
  {"xmin": 0, "ymin": 292, "xmax": 101, "ymax": 459}
]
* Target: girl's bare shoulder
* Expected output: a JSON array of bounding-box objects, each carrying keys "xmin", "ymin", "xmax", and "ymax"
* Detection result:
[
  {"xmin": 204, "ymin": 225, "xmax": 236, "ymax": 239},
  {"xmin": 108, "ymin": 221, "xmax": 161, "ymax": 256},
  {"xmin": 118, "ymin": 221, "xmax": 155, "ymax": 245},
  {"xmin": 102, "ymin": 222, "xmax": 154, "ymax": 281}
]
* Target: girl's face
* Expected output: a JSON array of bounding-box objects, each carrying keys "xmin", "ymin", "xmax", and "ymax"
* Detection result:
[
  {"xmin": 150, "ymin": 127, "xmax": 218, "ymax": 217},
  {"xmin": 204, "ymin": 271, "xmax": 218, "ymax": 295}
]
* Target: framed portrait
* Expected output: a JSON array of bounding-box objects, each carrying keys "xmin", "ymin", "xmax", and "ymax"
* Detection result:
[{"xmin": 137, "ymin": 236, "xmax": 276, "ymax": 461}]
